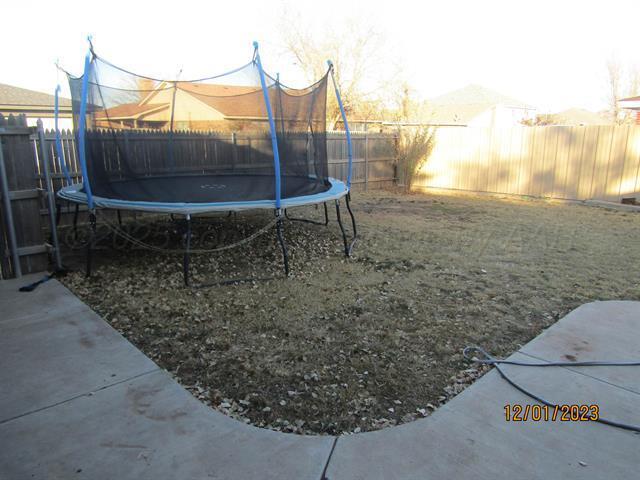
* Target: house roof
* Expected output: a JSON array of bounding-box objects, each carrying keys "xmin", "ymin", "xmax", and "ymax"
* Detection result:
[
  {"xmin": 619, "ymin": 95, "xmax": 640, "ymax": 110},
  {"xmin": 0, "ymin": 83, "xmax": 71, "ymax": 108},
  {"xmin": 426, "ymin": 84, "xmax": 535, "ymax": 126},
  {"xmin": 430, "ymin": 84, "xmax": 534, "ymax": 109},
  {"xmin": 179, "ymin": 83, "xmax": 266, "ymax": 118},
  {"xmin": 427, "ymin": 103, "xmax": 494, "ymax": 126},
  {"xmin": 548, "ymin": 108, "xmax": 605, "ymax": 125},
  {"xmin": 96, "ymin": 81, "xmax": 324, "ymax": 123},
  {"xmin": 95, "ymin": 102, "xmax": 169, "ymax": 120},
  {"xmin": 95, "ymin": 84, "xmax": 268, "ymax": 122}
]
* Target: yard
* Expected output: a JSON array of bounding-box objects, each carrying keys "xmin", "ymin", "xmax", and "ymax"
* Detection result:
[{"xmin": 61, "ymin": 189, "xmax": 640, "ymax": 435}]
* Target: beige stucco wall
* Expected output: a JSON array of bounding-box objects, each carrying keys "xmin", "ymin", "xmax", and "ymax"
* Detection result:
[{"xmin": 143, "ymin": 89, "xmax": 225, "ymax": 124}]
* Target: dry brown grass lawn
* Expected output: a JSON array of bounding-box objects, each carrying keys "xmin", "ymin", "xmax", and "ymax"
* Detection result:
[{"xmin": 61, "ymin": 189, "xmax": 640, "ymax": 434}]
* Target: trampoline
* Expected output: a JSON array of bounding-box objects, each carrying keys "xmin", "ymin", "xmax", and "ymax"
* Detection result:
[
  {"xmin": 58, "ymin": 174, "xmax": 348, "ymax": 213},
  {"xmin": 55, "ymin": 39, "xmax": 356, "ymax": 284}
]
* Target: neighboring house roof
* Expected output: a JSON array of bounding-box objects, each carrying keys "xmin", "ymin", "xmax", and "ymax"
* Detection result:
[
  {"xmin": 95, "ymin": 103, "xmax": 169, "ymax": 120},
  {"xmin": 428, "ymin": 103, "xmax": 493, "ymax": 126},
  {"xmin": 97, "ymin": 83, "xmax": 317, "ymax": 124},
  {"xmin": 0, "ymin": 83, "xmax": 71, "ymax": 109},
  {"xmin": 545, "ymin": 108, "xmax": 606, "ymax": 125},
  {"xmin": 179, "ymin": 83, "xmax": 266, "ymax": 118},
  {"xmin": 430, "ymin": 84, "xmax": 534, "ymax": 109},
  {"xmin": 426, "ymin": 84, "xmax": 535, "ymax": 126},
  {"xmin": 95, "ymin": 83, "xmax": 265, "ymax": 124},
  {"xmin": 619, "ymin": 95, "xmax": 640, "ymax": 110},
  {"xmin": 178, "ymin": 83, "xmax": 259, "ymax": 98}
]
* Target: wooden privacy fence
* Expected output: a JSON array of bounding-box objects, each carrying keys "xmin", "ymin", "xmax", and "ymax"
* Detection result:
[
  {"xmin": 74, "ymin": 130, "xmax": 397, "ymax": 189},
  {"xmin": 327, "ymin": 132, "xmax": 397, "ymax": 189},
  {"xmin": 0, "ymin": 116, "xmax": 50, "ymax": 278},
  {"xmin": 43, "ymin": 130, "xmax": 397, "ymax": 192},
  {"xmin": 0, "ymin": 123, "xmax": 397, "ymax": 279},
  {"xmin": 416, "ymin": 125, "xmax": 640, "ymax": 202}
]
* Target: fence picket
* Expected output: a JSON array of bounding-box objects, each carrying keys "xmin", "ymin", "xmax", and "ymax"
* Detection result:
[{"xmin": 417, "ymin": 125, "xmax": 640, "ymax": 202}]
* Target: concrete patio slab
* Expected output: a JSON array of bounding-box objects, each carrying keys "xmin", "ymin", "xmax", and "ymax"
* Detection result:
[
  {"xmin": 0, "ymin": 280, "xmax": 158, "ymax": 422},
  {"xmin": 519, "ymin": 301, "xmax": 640, "ymax": 394},
  {"xmin": 326, "ymin": 355, "xmax": 639, "ymax": 480},
  {"xmin": 499, "ymin": 352, "xmax": 639, "ymax": 426},
  {"xmin": 0, "ymin": 273, "xmax": 88, "ymax": 325},
  {"xmin": 0, "ymin": 274, "xmax": 638, "ymax": 480},
  {"xmin": 0, "ymin": 370, "xmax": 334, "ymax": 480}
]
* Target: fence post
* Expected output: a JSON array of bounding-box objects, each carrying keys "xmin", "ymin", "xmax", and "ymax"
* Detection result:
[
  {"xmin": 307, "ymin": 130, "xmax": 312, "ymax": 173},
  {"xmin": 391, "ymin": 132, "xmax": 399, "ymax": 188},
  {"xmin": 364, "ymin": 131, "xmax": 369, "ymax": 191},
  {"xmin": 231, "ymin": 132, "xmax": 237, "ymax": 168},
  {"xmin": 0, "ymin": 133, "xmax": 22, "ymax": 278},
  {"xmin": 37, "ymin": 120, "xmax": 63, "ymax": 271},
  {"xmin": 123, "ymin": 130, "xmax": 131, "ymax": 166}
]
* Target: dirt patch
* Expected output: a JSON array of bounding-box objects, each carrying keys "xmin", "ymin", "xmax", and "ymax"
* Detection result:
[{"xmin": 60, "ymin": 189, "xmax": 640, "ymax": 434}]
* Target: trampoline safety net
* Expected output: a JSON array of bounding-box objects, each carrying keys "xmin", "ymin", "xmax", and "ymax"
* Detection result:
[{"xmin": 67, "ymin": 48, "xmax": 330, "ymax": 205}]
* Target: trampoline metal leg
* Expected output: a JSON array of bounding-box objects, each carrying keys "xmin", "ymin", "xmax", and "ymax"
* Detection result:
[
  {"xmin": 335, "ymin": 199, "xmax": 349, "ymax": 256},
  {"xmin": 86, "ymin": 210, "xmax": 96, "ymax": 278},
  {"xmin": 183, "ymin": 214, "xmax": 192, "ymax": 286},
  {"xmin": 345, "ymin": 193, "xmax": 357, "ymax": 256},
  {"xmin": 117, "ymin": 209, "xmax": 122, "ymax": 227},
  {"xmin": 55, "ymin": 202, "xmax": 62, "ymax": 227},
  {"xmin": 51, "ymin": 202, "xmax": 63, "ymax": 255},
  {"xmin": 275, "ymin": 210, "xmax": 289, "ymax": 276},
  {"xmin": 73, "ymin": 203, "xmax": 80, "ymax": 240},
  {"xmin": 284, "ymin": 202, "xmax": 329, "ymax": 226}
]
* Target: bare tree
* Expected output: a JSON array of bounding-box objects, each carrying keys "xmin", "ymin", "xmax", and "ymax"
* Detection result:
[
  {"xmin": 388, "ymin": 82, "xmax": 433, "ymax": 123},
  {"xmin": 606, "ymin": 57, "xmax": 623, "ymax": 123},
  {"xmin": 279, "ymin": 12, "xmax": 398, "ymax": 129},
  {"xmin": 627, "ymin": 65, "xmax": 640, "ymax": 97},
  {"xmin": 605, "ymin": 57, "xmax": 640, "ymax": 124}
]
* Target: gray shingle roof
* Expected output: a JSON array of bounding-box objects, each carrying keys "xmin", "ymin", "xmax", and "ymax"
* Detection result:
[
  {"xmin": 430, "ymin": 84, "xmax": 534, "ymax": 109},
  {"xmin": 0, "ymin": 83, "xmax": 71, "ymax": 107},
  {"xmin": 427, "ymin": 103, "xmax": 493, "ymax": 126},
  {"xmin": 543, "ymin": 108, "xmax": 607, "ymax": 125},
  {"xmin": 426, "ymin": 84, "xmax": 535, "ymax": 126}
]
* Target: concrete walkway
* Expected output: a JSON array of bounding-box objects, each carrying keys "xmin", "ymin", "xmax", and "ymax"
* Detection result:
[{"xmin": 0, "ymin": 276, "xmax": 638, "ymax": 479}]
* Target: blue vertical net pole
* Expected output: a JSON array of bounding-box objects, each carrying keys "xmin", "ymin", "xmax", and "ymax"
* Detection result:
[
  {"xmin": 328, "ymin": 60, "xmax": 353, "ymax": 189},
  {"xmin": 253, "ymin": 41, "xmax": 282, "ymax": 210},
  {"xmin": 78, "ymin": 49, "xmax": 94, "ymax": 210},
  {"xmin": 54, "ymin": 85, "xmax": 72, "ymax": 185}
]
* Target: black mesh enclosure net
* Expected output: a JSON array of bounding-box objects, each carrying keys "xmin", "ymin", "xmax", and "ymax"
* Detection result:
[{"xmin": 67, "ymin": 51, "xmax": 329, "ymax": 205}]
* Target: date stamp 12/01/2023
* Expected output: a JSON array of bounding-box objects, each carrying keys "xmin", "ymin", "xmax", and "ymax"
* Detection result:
[{"xmin": 504, "ymin": 404, "xmax": 599, "ymax": 422}]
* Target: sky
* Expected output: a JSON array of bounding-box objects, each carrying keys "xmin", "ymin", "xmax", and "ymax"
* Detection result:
[{"xmin": 3, "ymin": 0, "xmax": 639, "ymax": 113}]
